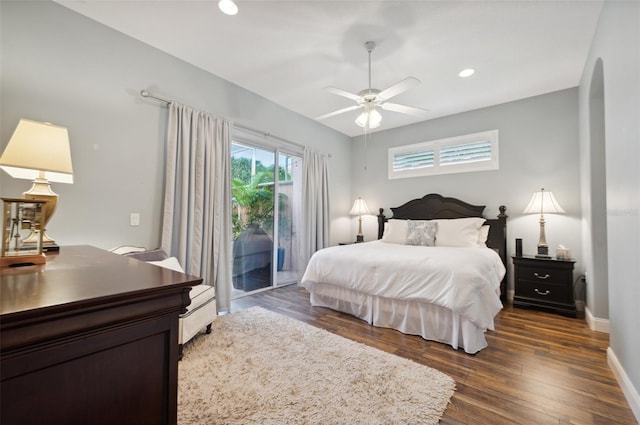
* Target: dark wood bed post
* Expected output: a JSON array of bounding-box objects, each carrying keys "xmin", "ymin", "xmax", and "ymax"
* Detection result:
[
  {"xmin": 495, "ymin": 205, "xmax": 508, "ymax": 302},
  {"xmin": 377, "ymin": 208, "xmax": 386, "ymax": 240}
]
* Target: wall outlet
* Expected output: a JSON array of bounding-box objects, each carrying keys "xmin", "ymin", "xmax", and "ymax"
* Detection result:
[{"xmin": 130, "ymin": 213, "xmax": 140, "ymax": 226}]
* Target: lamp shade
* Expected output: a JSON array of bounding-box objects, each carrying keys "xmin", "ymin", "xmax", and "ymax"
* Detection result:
[
  {"xmin": 0, "ymin": 119, "xmax": 73, "ymax": 184},
  {"xmin": 523, "ymin": 188, "xmax": 565, "ymax": 214},
  {"xmin": 350, "ymin": 197, "xmax": 371, "ymax": 216}
]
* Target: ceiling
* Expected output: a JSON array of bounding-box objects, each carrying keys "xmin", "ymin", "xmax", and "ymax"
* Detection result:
[{"xmin": 53, "ymin": 0, "xmax": 603, "ymax": 137}]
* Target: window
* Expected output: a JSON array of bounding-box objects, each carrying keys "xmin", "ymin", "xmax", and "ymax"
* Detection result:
[{"xmin": 388, "ymin": 130, "xmax": 499, "ymax": 179}]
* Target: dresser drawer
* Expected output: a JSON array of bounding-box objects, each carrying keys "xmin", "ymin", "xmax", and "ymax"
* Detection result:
[
  {"xmin": 517, "ymin": 265, "xmax": 573, "ymax": 285},
  {"xmin": 516, "ymin": 279, "xmax": 571, "ymax": 304}
]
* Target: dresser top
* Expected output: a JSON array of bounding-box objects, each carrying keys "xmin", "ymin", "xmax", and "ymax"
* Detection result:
[{"xmin": 1, "ymin": 245, "xmax": 200, "ymax": 317}]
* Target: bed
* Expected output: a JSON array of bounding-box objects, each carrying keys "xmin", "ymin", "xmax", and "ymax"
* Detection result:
[{"xmin": 300, "ymin": 194, "xmax": 508, "ymax": 354}]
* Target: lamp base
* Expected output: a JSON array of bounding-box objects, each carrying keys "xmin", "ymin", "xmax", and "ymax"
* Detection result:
[
  {"xmin": 22, "ymin": 178, "xmax": 59, "ymax": 247},
  {"xmin": 536, "ymin": 245, "xmax": 551, "ymax": 259},
  {"xmin": 1, "ymin": 253, "xmax": 46, "ymax": 268},
  {"xmin": 355, "ymin": 235, "xmax": 364, "ymax": 243}
]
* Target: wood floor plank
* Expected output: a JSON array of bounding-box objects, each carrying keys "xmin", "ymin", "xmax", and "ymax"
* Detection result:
[{"xmin": 229, "ymin": 285, "xmax": 637, "ymax": 424}]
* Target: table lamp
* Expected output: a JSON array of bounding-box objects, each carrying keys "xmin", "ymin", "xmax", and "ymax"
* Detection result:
[
  {"xmin": 523, "ymin": 188, "xmax": 564, "ymax": 258},
  {"xmin": 350, "ymin": 197, "xmax": 370, "ymax": 243},
  {"xmin": 0, "ymin": 119, "xmax": 74, "ymax": 251}
]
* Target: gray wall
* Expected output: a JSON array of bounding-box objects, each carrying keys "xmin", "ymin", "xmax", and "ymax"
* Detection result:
[
  {"xmin": 0, "ymin": 0, "xmax": 352, "ymax": 250},
  {"xmin": 579, "ymin": 0, "xmax": 640, "ymax": 417},
  {"xmin": 351, "ymin": 88, "xmax": 583, "ymax": 297}
]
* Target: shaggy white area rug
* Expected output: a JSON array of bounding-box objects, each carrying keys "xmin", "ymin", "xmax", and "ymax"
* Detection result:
[{"xmin": 178, "ymin": 307, "xmax": 455, "ymax": 425}]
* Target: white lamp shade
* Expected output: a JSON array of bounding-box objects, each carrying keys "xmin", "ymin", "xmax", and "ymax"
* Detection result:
[
  {"xmin": 523, "ymin": 189, "xmax": 565, "ymax": 214},
  {"xmin": 0, "ymin": 119, "xmax": 73, "ymax": 184},
  {"xmin": 350, "ymin": 197, "xmax": 371, "ymax": 216}
]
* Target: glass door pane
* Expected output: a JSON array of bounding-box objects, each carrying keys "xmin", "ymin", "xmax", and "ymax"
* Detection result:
[
  {"xmin": 275, "ymin": 152, "xmax": 302, "ymax": 286},
  {"xmin": 231, "ymin": 144, "xmax": 275, "ymax": 295}
]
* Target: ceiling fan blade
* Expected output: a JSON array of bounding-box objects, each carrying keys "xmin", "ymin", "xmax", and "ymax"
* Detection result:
[
  {"xmin": 325, "ymin": 86, "xmax": 362, "ymax": 102},
  {"xmin": 316, "ymin": 105, "xmax": 362, "ymax": 120},
  {"xmin": 378, "ymin": 77, "xmax": 421, "ymax": 101},
  {"xmin": 381, "ymin": 102, "xmax": 430, "ymax": 117}
]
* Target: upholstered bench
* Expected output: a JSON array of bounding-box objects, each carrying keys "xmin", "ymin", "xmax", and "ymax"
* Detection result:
[
  {"xmin": 110, "ymin": 246, "xmax": 217, "ymax": 358},
  {"xmin": 178, "ymin": 283, "xmax": 216, "ymax": 357}
]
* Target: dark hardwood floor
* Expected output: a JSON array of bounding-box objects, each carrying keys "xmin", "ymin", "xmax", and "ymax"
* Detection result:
[{"xmin": 231, "ymin": 285, "xmax": 637, "ymax": 425}]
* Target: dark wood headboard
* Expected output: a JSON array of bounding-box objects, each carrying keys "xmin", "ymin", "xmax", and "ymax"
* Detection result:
[{"xmin": 377, "ymin": 194, "xmax": 508, "ymax": 301}]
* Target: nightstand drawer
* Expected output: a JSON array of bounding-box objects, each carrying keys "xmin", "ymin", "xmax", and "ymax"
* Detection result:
[
  {"xmin": 516, "ymin": 280, "xmax": 571, "ymax": 304},
  {"xmin": 517, "ymin": 265, "xmax": 573, "ymax": 286}
]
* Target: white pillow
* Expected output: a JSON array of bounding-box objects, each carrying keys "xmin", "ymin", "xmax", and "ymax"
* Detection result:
[
  {"xmin": 405, "ymin": 220, "xmax": 437, "ymax": 246},
  {"xmin": 148, "ymin": 257, "xmax": 185, "ymax": 273},
  {"xmin": 477, "ymin": 225, "xmax": 490, "ymax": 247},
  {"xmin": 381, "ymin": 219, "xmax": 408, "ymax": 244},
  {"xmin": 434, "ymin": 217, "xmax": 486, "ymax": 247}
]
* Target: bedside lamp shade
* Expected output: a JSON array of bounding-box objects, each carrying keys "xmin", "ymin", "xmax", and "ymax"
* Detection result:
[
  {"xmin": 0, "ymin": 119, "xmax": 74, "ymax": 249},
  {"xmin": 523, "ymin": 189, "xmax": 565, "ymax": 215},
  {"xmin": 0, "ymin": 119, "xmax": 73, "ymax": 183},
  {"xmin": 350, "ymin": 197, "xmax": 370, "ymax": 243},
  {"xmin": 523, "ymin": 188, "xmax": 564, "ymax": 258}
]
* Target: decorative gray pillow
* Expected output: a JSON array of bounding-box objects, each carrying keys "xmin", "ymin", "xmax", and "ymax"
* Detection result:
[
  {"xmin": 405, "ymin": 220, "xmax": 437, "ymax": 246},
  {"xmin": 123, "ymin": 248, "xmax": 169, "ymax": 262}
]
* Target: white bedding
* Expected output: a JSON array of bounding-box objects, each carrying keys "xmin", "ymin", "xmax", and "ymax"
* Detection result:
[{"xmin": 300, "ymin": 240, "xmax": 505, "ymax": 336}]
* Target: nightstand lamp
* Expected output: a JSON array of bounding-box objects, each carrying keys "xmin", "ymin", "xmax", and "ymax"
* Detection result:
[
  {"xmin": 0, "ymin": 119, "xmax": 74, "ymax": 251},
  {"xmin": 523, "ymin": 188, "xmax": 564, "ymax": 258},
  {"xmin": 350, "ymin": 197, "xmax": 371, "ymax": 243}
]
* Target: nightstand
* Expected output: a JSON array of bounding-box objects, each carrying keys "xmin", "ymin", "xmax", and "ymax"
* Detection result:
[{"xmin": 512, "ymin": 255, "xmax": 577, "ymax": 317}]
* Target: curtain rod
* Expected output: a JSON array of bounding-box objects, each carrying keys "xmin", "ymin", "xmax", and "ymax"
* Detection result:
[{"xmin": 139, "ymin": 89, "xmax": 312, "ymax": 153}]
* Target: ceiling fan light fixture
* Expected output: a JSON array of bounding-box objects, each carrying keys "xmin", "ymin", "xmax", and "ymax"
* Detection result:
[
  {"xmin": 218, "ymin": 0, "xmax": 238, "ymax": 15},
  {"xmin": 355, "ymin": 109, "xmax": 382, "ymax": 129},
  {"xmin": 369, "ymin": 109, "xmax": 382, "ymax": 127},
  {"xmin": 458, "ymin": 68, "xmax": 475, "ymax": 78}
]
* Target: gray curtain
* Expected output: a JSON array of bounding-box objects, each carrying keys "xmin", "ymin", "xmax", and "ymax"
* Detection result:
[
  {"xmin": 161, "ymin": 102, "xmax": 232, "ymax": 313},
  {"xmin": 298, "ymin": 147, "xmax": 330, "ymax": 279}
]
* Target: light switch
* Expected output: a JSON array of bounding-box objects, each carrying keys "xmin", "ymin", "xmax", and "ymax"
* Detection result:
[{"xmin": 130, "ymin": 213, "xmax": 140, "ymax": 226}]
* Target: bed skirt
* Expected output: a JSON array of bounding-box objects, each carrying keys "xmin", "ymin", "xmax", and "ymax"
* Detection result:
[{"xmin": 306, "ymin": 282, "xmax": 491, "ymax": 354}]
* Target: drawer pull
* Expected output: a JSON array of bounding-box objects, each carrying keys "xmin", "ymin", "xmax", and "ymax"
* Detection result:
[
  {"xmin": 534, "ymin": 288, "xmax": 550, "ymax": 296},
  {"xmin": 534, "ymin": 272, "xmax": 550, "ymax": 280}
]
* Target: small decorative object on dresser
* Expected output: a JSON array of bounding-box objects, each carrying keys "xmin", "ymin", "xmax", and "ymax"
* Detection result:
[
  {"xmin": 512, "ymin": 255, "xmax": 577, "ymax": 317},
  {"xmin": 1, "ymin": 198, "xmax": 47, "ymax": 267}
]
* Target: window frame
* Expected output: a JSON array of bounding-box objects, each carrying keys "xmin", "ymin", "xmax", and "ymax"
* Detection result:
[{"xmin": 388, "ymin": 130, "xmax": 499, "ymax": 179}]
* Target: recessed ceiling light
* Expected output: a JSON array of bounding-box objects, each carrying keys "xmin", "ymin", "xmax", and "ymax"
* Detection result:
[
  {"xmin": 218, "ymin": 0, "xmax": 238, "ymax": 16},
  {"xmin": 458, "ymin": 68, "xmax": 475, "ymax": 78}
]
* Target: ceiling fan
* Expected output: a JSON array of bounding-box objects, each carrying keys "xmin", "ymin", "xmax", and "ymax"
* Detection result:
[{"xmin": 317, "ymin": 41, "xmax": 429, "ymax": 129}]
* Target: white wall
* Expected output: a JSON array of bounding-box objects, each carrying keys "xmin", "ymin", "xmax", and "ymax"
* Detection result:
[
  {"xmin": 351, "ymin": 88, "xmax": 583, "ymax": 296},
  {"xmin": 0, "ymin": 0, "xmax": 352, "ymax": 250},
  {"xmin": 579, "ymin": 0, "xmax": 640, "ymax": 420}
]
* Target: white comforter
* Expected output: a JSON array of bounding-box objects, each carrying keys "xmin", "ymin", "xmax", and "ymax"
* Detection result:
[{"xmin": 300, "ymin": 240, "xmax": 505, "ymax": 330}]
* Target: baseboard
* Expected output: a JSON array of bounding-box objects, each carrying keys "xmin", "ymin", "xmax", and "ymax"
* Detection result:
[
  {"xmin": 607, "ymin": 347, "xmax": 640, "ymax": 423},
  {"xmin": 585, "ymin": 306, "xmax": 610, "ymax": 333}
]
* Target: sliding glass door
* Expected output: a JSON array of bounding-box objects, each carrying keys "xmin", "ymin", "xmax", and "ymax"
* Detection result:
[{"xmin": 231, "ymin": 142, "xmax": 301, "ymax": 297}]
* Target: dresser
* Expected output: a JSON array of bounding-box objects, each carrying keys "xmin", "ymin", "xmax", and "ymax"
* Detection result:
[
  {"xmin": 512, "ymin": 255, "xmax": 577, "ymax": 317},
  {"xmin": 0, "ymin": 246, "xmax": 201, "ymax": 425}
]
